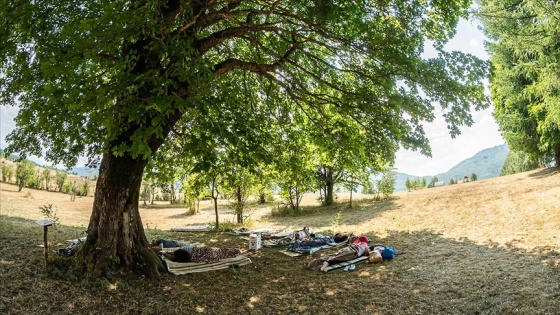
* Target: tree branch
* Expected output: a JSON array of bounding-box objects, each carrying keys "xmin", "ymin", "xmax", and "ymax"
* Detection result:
[{"xmin": 211, "ymin": 43, "xmax": 297, "ymax": 76}]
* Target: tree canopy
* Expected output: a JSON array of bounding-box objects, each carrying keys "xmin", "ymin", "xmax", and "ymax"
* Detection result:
[
  {"xmin": 1, "ymin": 0, "xmax": 488, "ymax": 276},
  {"xmin": 477, "ymin": 0, "xmax": 560, "ymax": 165}
]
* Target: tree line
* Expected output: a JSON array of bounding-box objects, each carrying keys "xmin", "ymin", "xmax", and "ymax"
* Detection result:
[{"xmin": 0, "ymin": 154, "xmax": 91, "ymax": 198}]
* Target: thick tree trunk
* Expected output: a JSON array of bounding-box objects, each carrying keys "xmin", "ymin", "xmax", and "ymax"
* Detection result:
[{"xmin": 79, "ymin": 152, "xmax": 164, "ymax": 278}]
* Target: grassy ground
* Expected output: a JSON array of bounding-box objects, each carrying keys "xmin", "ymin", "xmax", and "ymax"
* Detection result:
[{"xmin": 1, "ymin": 168, "xmax": 559, "ymax": 314}]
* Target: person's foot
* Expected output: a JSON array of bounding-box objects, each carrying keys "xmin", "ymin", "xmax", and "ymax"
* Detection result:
[
  {"xmin": 349, "ymin": 264, "xmax": 356, "ymax": 271},
  {"xmin": 320, "ymin": 261, "xmax": 329, "ymax": 272}
]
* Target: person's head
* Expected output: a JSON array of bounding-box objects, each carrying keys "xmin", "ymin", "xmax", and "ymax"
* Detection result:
[
  {"xmin": 150, "ymin": 240, "xmax": 159, "ymax": 246},
  {"xmin": 172, "ymin": 249, "xmax": 192, "ymax": 262}
]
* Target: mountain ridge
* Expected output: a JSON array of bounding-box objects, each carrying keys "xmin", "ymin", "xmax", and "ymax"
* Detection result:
[{"xmin": 394, "ymin": 143, "xmax": 509, "ymax": 191}]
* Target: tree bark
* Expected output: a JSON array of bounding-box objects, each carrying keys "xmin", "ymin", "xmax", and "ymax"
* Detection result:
[
  {"xmin": 79, "ymin": 152, "xmax": 164, "ymax": 278},
  {"xmin": 324, "ymin": 168, "xmax": 334, "ymax": 206},
  {"xmin": 236, "ymin": 186, "xmax": 244, "ymax": 224}
]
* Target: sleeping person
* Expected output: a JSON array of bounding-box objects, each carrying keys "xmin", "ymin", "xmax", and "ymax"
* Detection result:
[
  {"xmin": 306, "ymin": 236, "xmax": 370, "ymax": 272},
  {"xmin": 163, "ymin": 245, "xmax": 241, "ymax": 263}
]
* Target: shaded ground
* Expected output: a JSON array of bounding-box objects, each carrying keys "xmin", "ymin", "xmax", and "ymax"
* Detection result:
[
  {"xmin": 0, "ymin": 217, "xmax": 558, "ymax": 314},
  {"xmin": 0, "ymin": 168, "xmax": 559, "ymax": 314}
]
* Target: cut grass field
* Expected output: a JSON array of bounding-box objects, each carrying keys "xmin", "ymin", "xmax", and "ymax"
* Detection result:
[{"xmin": 0, "ymin": 168, "xmax": 559, "ymax": 314}]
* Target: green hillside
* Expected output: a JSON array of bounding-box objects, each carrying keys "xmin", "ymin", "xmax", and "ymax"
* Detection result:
[{"xmin": 395, "ymin": 143, "xmax": 509, "ymax": 191}]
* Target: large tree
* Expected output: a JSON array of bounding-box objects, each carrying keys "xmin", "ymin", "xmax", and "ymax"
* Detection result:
[
  {"xmin": 478, "ymin": 0, "xmax": 560, "ymax": 165},
  {"xmin": 1, "ymin": 0, "xmax": 487, "ymax": 277}
]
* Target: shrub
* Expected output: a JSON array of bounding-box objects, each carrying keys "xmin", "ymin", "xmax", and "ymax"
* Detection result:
[
  {"xmin": 1, "ymin": 163, "xmax": 14, "ymax": 182},
  {"xmin": 39, "ymin": 204, "xmax": 60, "ymax": 228}
]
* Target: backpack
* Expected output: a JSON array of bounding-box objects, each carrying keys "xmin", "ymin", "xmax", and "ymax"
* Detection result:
[{"xmin": 381, "ymin": 246, "xmax": 395, "ymax": 260}]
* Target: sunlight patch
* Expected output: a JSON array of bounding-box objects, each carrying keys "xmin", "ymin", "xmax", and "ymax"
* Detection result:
[
  {"xmin": 0, "ymin": 259, "xmax": 15, "ymax": 265},
  {"xmin": 271, "ymin": 276, "xmax": 285, "ymax": 283},
  {"xmin": 358, "ymin": 270, "xmax": 370, "ymax": 277},
  {"xmin": 195, "ymin": 306, "xmax": 205, "ymax": 313},
  {"xmin": 246, "ymin": 295, "xmax": 261, "ymax": 308}
]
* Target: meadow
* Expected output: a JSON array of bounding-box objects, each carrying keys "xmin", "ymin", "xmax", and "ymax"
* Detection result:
[{"xmin": 0, "ymin": 168, "xmax": 559, "ymax": 314}]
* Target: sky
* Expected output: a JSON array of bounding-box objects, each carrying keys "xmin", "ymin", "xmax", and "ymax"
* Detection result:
[
  {"xmin": 0, "ymin": 18, "xmax": 505, "ymax": 175},
  {"xmin": 393, "ymin": 19, "xmax": 505, "ymax": 176}
]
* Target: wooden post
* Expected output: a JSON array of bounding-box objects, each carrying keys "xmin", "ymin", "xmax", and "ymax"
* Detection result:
[{"xmin": 36, "ymin": 220, "xmax": 54, "ymax": 266}]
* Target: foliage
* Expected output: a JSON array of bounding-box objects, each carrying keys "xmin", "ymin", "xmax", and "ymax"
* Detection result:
[
  {"xmin": 15, "ymin": 159, "xmax": 35, "ymax": 192},
  {"xmin": 80, "ymin": 180, "xmax": 91, "ymax": 197},
  {"xmin": 1, "ymin": 163, "xmax": 14, "ymax": 182},
  {"xmin": 42, "ymin": 166, "xmax": 53, "ymax": 191},
  {"xmin": 427, "ymin": 176, "xmax": 439, "ymax": 188},
  {"xmin": 477, "ymin": 0, "xmax": 560, "ymax": 166},
  {"xmin": 55, "ymin": 171, "xmax": 67, "ymax": 192},
  {"xmin": 405, "ymin": 177, "xmax": 427, "ymax": 191},
  {"xmin": 470, "ymin": 173, "xmax": 478, "ymax": 181},
  {"xmin": 1, "ymin": 0, "xmax": 488, "ymax": 276},
  {"xmin": 501, "ymin": 151, "xmax": 540, "ymax": 176},
  {"xmin": 377, "ymin": 169, "xmax": 396, "ymax": 200},
  {"xmin": 331, "ymin": 210, "xmax": 343, "ymax": 229},
  {"xmin": 38, "ymin": 204, "xmax": 60, "ymax": 227},
  {"xmin": 449, "ymin": 178, "xmax": 456, "ymax": 185}
]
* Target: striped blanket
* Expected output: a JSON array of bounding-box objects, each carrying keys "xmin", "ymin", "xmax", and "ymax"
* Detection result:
[{"xmin": 163, "ymin": 255, "xmax": 252, "ymax": 275}]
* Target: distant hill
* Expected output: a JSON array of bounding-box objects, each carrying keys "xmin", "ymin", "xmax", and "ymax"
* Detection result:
[
  {"xmin": 70, "ymin": 166, "xmax": 99, "ymax": 179},
  {"xmin": 395, "ymin": 143, "xmax": 509, "ymax": 191}
]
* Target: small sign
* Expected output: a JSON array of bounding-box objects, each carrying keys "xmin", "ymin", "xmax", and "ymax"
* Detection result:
[{"xmin": 36, "ymin": 220, "xmax": 54, "ymax": 227}]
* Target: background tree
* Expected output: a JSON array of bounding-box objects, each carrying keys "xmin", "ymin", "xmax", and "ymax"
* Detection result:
[
  {"xmin": 428, "ymin": 176, "xmax": 439, "ymax": 188},
  {"xmin": 2, "ymin": 0, "xmax": 488, "ymax": 276},
  {"xmin": 478, "ymin": 0, "xmax": 560, "ymax": 166},
  {"xmin": 55, "ymin": 171, "xmax": 67, "ymax": 193},
  {"xmin": 15, "ymin": 160, "xmax": 35, "ymax": 192},
  {"xmin": 377, "ymin": 169, "xmax": 396, "ymax": 200},
  {"xmin": 470, "ymin": 173, "xmax": 478, "ymax": 181},
  {"xmin": 42, "ymin": 166, "xmax": 53, "ymax": 191},
  {"xmin": 500, "ymin": 151, "xmax": 539, "ymax": 176},
  {"xmin": 1, "ymin": 163, "xmax": 14, "ymax": 183},
  {"xmin": 405, "ymin": 178, "xmax": 413, "ymax": 192}
]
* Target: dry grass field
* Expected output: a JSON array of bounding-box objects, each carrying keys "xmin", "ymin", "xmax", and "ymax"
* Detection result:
[{"xmin": 1, "ymin": 167, "xmax": 559, "ymax": 314}]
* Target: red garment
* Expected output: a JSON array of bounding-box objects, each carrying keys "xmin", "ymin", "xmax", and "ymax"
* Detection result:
[{"xmin": 352, "ymin": 236, "xmax": 369, "ymax": 245}]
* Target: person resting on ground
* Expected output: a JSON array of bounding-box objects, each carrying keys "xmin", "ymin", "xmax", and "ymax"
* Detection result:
[
  {"xmin": 150, "ymin": 239, "xmax": 180, "ymax": 248},
  {"xmin": 306, "ymin": 235, "xmax": 370, "ymax": 272},
  {"xmin": 163, "ymin": 245, "xmax": 241, "ymax": 263},
  {"xmin": 289, "ymin": 236, "xmax": 338, "ymax": 253},
  {"xmin": 291, "ymin": 226, "xmax": 311, "ymax": 241}
]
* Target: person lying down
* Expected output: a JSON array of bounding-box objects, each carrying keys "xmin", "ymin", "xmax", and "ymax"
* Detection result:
[
  {"xmin": 163, "ymin": 244, "xmax": 241, "ymax": 263},
  {"xmin": 306, "ymin": 236, "xmax": 370, "ymax": 272}
]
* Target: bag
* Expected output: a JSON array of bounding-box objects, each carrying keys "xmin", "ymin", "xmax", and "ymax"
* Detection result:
[
  {"xmin": 381, "ymin": 246, "xmax": 395, "ymax": 260},
  {"xmin": 368, "ymin": 250, "xmax": 383, "ymax": 263}
]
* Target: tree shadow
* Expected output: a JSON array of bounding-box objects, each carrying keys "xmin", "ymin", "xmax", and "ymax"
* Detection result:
[
  {"xmin": 1, "ymin": 216, "xmax": 559, "ymax": 314},
  {"xmin": 528, "ymin": 167, "xmax": 559, "ymax": 178}
]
